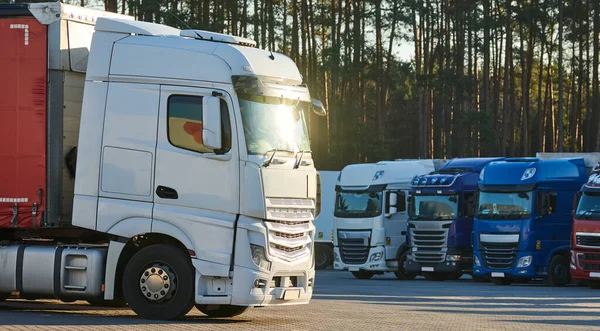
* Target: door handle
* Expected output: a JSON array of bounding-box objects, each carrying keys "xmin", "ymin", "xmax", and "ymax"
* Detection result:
[{"xmin": 156, "ymin": 186, "xmax": 178, "ymax": 199}]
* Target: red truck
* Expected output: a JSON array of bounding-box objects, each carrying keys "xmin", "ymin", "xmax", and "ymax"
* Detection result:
[{"xmin": 571, "ymin": 162, "xmax": 600, "ymax": 288}]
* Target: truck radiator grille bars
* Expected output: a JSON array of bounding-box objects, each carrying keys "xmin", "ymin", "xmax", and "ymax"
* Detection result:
[
  {"xmin": 338, "ymin": 238, "xmax": 370, "ymax": 264},
  {"xmin": 576, "ymin": 234, "xmax": 600, "ymax": 248},
  {"xmin": 265, "ymin": 198, "xmax": 315, "ymax": 262},
  {"xmin": 337, "ymin": 230, "xmax": 371, "ymax": 264},
  {"xmin": 411, "ymin": 230, "xmax": 446, "ymax": 263},
  {"xmin": 481, "ymin": 242, "xmax": 518, "ymax": 270},
  {"xmin": 578, "ymin": 253, "xmax": 600, "ymax": 271}
]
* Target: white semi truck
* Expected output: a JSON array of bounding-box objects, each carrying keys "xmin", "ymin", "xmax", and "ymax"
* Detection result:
[
  {"xmin": 0, "ymin": 2, "xmax": 325, "ymax": 320},
  {"xmin": 314, "ymin": 171, "xmax": 339, "ymax": 269},
  {"xmin": 333, "ymin": 160, "xmax": 438, "ymax": 279}
]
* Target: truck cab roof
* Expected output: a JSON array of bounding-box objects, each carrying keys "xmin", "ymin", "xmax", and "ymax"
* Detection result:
[
  {"xmin": 410, "ymin": 157, "xmax": 504, "ymax": 193},
  {"xmin": 337, "ymin": 160, "xmax": 436, "ymax": 189},
  {"xmin": 479, "ymin": 158, "xmax": 588, "ymax": 190},
  {"xmin": 87, "ymin": 17, "xmax": 308, "ymax": 96}
]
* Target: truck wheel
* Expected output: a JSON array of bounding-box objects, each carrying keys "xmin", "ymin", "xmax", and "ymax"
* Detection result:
[
  {"xmin": 122, "ymin": 244, "xmax": 195, "ymax": 320},
  {"xmin": 394, "ymin": 251, "xmax": 417, "ymax": 280},
  {"xmin": 546, "ymin": 254, "xmax": 570, "ymax": 287},
  {"xmin": 424, "ymin": 273, "xmax": 445, "ymax": 281},
  {"xmin": 351, "ymin": 271, "xmax": 375, "ymax": 280},
  {"xmin": 491, "ymin": 278, "xmax": 512, "ymax": 286},
  {"xmin": 196, "ymin": 304, "xmax": 248, "ymax": 317},
  {"xmin": 315, "ymin": 244, "xmax": 333, "ymax": 270}
]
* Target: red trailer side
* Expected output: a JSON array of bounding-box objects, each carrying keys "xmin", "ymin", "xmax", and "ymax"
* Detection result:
[{"xmin": 0, "ymin": 18, "xmax": 47, "ymax": 228}]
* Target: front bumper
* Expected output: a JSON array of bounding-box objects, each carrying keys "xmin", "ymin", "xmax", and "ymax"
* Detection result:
[
  {"xmin": 406, "ymin": 248, "xmax": 473, "ymax": 274},
  {"xmin": 332, "ymin": 246, "xmax": 392, "ymax": 272},
  {"xmin": 570, "ymin": 249, "xmax": 600, "ymax": 281},
  {"xmin": 472, "ymin": 250, "xmax": 537, "ymax": 279}
]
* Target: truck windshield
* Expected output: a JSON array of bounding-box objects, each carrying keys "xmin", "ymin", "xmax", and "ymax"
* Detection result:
[
  {"xmin": 334, "ymin": 191, "xmax": 383, "ymax": 218},
  {"xmin": 476, "ymin": 191, "xmax": 532, "ymax": 219},
  {"xmin": 576, "ymin": 192, "xmax": 600, "ymax": 220},
  {"xmin": 409, "ymin": 195, "xmax": 458, "ymax": 220},
  {"xmin": 238, "ymin": 93, "xmax": 310, "ymax": 155}
]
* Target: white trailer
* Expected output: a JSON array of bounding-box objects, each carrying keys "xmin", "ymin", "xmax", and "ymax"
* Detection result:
[
  {"xmin": 0, "ymin": 3, "xmax": 326, "ymax": 320},
  {"xmin": 314, "ymin": 170, "xmax": 340, "ymax": 269}
]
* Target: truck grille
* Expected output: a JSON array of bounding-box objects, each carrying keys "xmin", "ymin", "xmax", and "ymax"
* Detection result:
[
  {"xmin": 579, "ymin": 253, "xmax": 600, "ymax": 271},
  {"xmin": 576, "ymin": 235, "xmax": 600, "ymax": 247},
  {"xmin": 339, "ymin": 238, "xmax": 369, "ymax": 264},
  {"xmin": 411, "ymin": 230, "xmax": 446, "ymax": 263},
  {"xmin": 482, "ymin": 242, "xmax": 517, "ymax": 270},
  {"xmin": 265, "ymin": 198, "xmax": 315, "ymax": 262}
]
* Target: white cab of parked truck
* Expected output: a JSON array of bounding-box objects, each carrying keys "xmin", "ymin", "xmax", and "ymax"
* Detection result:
[
  {"xmin": 0, "ymin": 2, "xmax": 325, "ymax": 320},
  {"xmin": 333, "ymin": 160, "xmax": 437, "ymax": 279},
  {"xmin": 314, "ymin": 170, "xmax": 340, "ymax": 269}
]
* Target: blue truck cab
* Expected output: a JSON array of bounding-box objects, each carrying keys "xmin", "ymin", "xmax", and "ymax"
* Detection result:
[
  {"xmin": 473, "ymin": 157, "xmax": 588, "ymax": 286},
  {"xmin": 406, "ymin": 158, "xmax": 504, "ymax": 281}
]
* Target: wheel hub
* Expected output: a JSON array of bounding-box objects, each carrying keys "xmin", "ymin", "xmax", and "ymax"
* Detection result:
[{"xmin": 139, "ymin": 264, "xmax": 176, "ymax": 302}]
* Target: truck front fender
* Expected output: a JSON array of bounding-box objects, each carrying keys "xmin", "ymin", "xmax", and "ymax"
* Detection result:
[{"xmin": 546, "ymin": 245, "xmax": 570, "ymax": 265}]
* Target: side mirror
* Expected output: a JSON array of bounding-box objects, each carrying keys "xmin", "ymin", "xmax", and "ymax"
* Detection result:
[
  {"xmin": 386, "ymin": 192, "xmax": 398, "ymax": 217},
  {"xmin": 311, "ymin": 98, "xmax": 327, "ymax": 117},
  {"xmin": 202, "ymin": 96, "xmax": 222, "ymax": 150}
]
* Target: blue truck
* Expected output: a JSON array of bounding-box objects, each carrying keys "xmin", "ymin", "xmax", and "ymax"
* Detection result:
[
  {"xmin": 406, "ymin": 158, "xmax": 504, "ymax": 281},
  {"xmin": 472, "ymin": 157, "xmax": 588, "ymax": 286}
]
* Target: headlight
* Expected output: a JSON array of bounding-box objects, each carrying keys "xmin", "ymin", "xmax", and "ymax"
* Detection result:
[
  {"xmin": 446, "ymin": 255, "xmax": 461, "ymax": 262},
  {"xmin": 250, "ymin": 244, "xmax": 271, "ymax": 270},
  {"xmin": 570, "ymin": 250, "xmax": 576, "ymax": 264},
  {"xmin": 334, "ymin": 251, "xmax": 340, "ymax": 262},
  {"xmin": 517, "ymin": 255, "xmax": 532, "ymax": 268},
  {"xmin": 369, "ymin": 252, "xmax": 383, "ymax": 262},
  {"xmin": 474, "ymin": 255, "xmax": 481, "ymax": 266}
]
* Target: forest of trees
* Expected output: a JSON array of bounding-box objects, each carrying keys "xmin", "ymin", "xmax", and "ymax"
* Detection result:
[{"xmin": 16, "ymin": 0, "xmax": 600, "ymax": 169}]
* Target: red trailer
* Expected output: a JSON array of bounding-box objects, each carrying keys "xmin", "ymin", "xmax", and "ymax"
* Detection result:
[{"xmin": 0, "ymin": 3, "xmax": 131, "ymax": 230}]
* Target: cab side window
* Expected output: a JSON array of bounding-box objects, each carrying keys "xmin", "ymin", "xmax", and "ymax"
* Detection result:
[{"xmin": 167, "ymin": 95, "xmax": 231, "ymax": 154}]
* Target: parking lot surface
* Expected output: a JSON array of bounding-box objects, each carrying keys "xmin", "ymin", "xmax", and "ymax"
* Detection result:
[{"xmin": 1, "ymin": 270, "xmax": 599, "ymax": 330}]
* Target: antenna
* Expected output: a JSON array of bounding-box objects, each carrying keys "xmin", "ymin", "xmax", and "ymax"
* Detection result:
[{"xmin": 151, "ymin": 0, "xmax": 204, "ymax": 40}]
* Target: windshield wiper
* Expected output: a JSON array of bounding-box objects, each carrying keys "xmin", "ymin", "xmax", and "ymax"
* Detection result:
[
  {"xmin": 577, "ymin": 210, "xmax": 600, "ymax": 218},
  {"xmin": 263, "ymin": 149, "xmax": 294, "ymax": 167},
  {"xmin": 294, "ymin": 150, "xmax": 312, "ymax": 169}
]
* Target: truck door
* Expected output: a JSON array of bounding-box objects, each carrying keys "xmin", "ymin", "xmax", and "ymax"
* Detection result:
[
  {"xmin": 153, "ymin": 85, "xmax": 240, "ymax": 266},
  {"xmin": 384, "ymin": 189, "xmax": 408, "ymax": 260}
]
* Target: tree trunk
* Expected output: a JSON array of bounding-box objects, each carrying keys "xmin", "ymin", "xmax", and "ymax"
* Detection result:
[{"xmin": 558, "ymin": 0, "xmax": 564, "ymax": 151}]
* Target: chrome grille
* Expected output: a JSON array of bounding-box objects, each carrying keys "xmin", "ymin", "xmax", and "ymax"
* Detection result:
[
  {"xmin": 482, "ymin": 242, "xmax": 517, "ymax": 270},
  {"xmin": 579, "ymin": 253, "xmax": 600, "ymax": 271},
  {"xmin": 576, "ymin": 235, "xmax": 600, "ymax": 248},
  {"xmin": 339, "ymin": 238, "xmax": 369, "ymax": 264},
  {"xmin": 265, "ymin": 198, "xmax": 314, "ymax": 262},
  {"xmin": 411, "ymin": 229, "xmax": 446, "ymax": 263}
]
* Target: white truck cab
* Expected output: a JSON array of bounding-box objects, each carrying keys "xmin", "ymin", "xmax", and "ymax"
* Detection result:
[
  {"xmin": 333, "ymin": 160, "xmax": 436, "ymax": 279},
  {"xmin": 0, "ymin": 5, "xmax": 325, "ymax": 321}
]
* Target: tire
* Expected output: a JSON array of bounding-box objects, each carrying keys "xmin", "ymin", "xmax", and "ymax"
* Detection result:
[
  {"xmin": 314, "ymin": 244, "xmax": 333, "ymax": 270},
  {"xmin": 351, "ymin": 271, "xmax": 375, "ymax": 280},
  {"xmin": 491, "ymin": 277, "xmax": 512, "ymax": 286},
  {"xmin": 394, "ymin": 250, "xmax": 417, "ymax": 280},
  {"xmin": 545, "ymin": 254, "xmax": 571, "ymax": 287},
  {"xmin": 86, "ymin": 298, "xmax": 128, "ymax": 308},
  {"xmin": 122, "ymin": 244, "xmax": 195, "ymax": 320},
  {"xmin": 196, "ymin": 304, "xmax": 249, "ymax": 318}
]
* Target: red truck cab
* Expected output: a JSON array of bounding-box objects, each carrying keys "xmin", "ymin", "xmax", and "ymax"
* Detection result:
[{"xmin": 570, "ymin": 163, "xmax": 600, "ymax": 288}]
